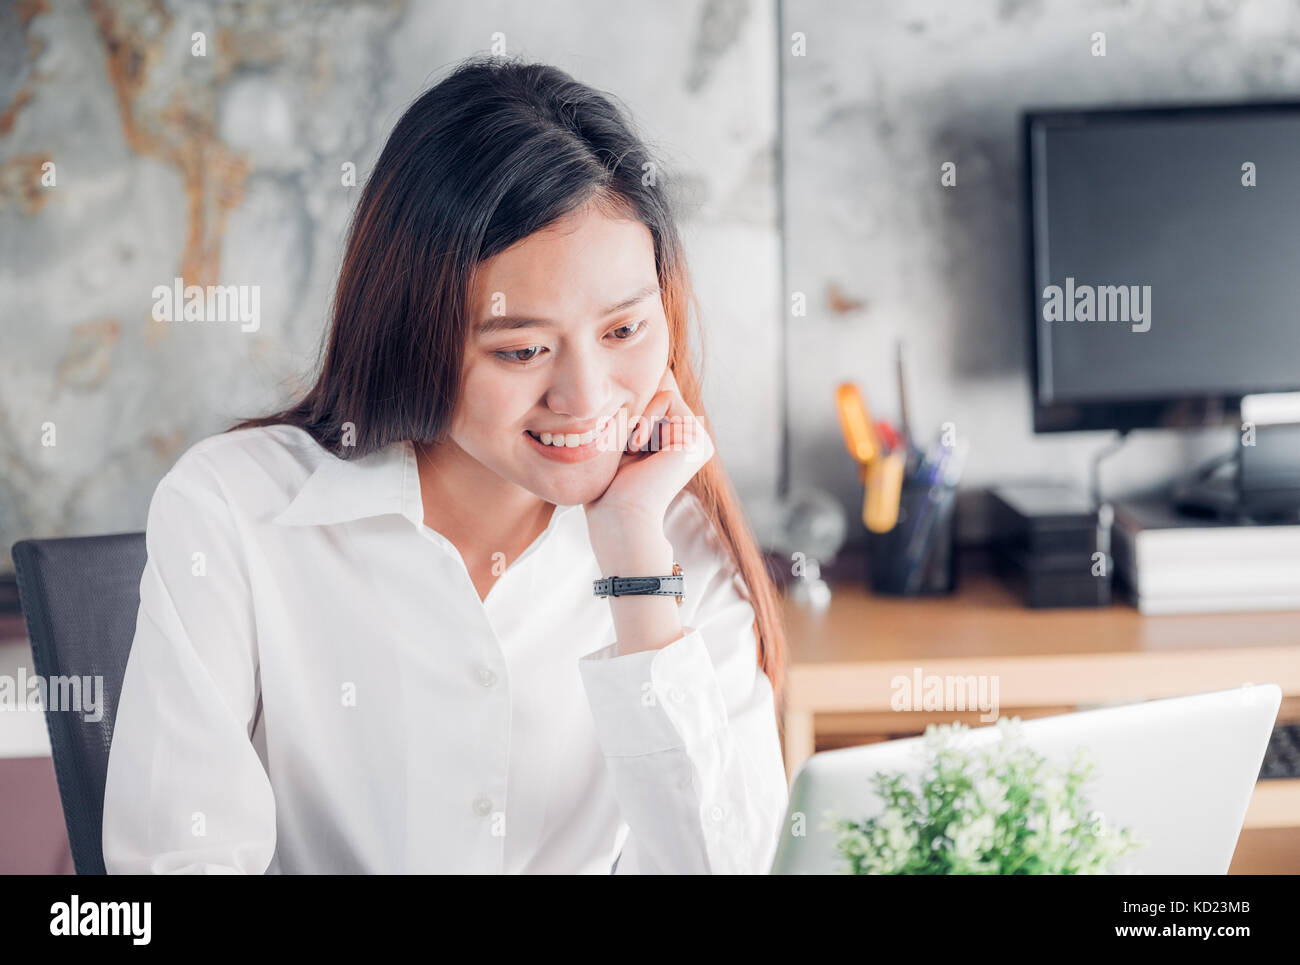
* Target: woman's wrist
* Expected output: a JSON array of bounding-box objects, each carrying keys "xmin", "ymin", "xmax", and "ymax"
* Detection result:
[
  {"xmin": 587, "ymin": 515, "xmax": 683, "ymax": 655},
  {"xmin": 593, "ymin": 534, "xmax": 674, "ymax": 576},
  {"xmin": 586, "ymin": 510, "xmax": 672, "ymax": 575}
]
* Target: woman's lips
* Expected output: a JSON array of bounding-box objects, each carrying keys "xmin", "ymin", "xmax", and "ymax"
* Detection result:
[
  {"xmin": 523, "ymin": 412, "xmax": 619, "ymax": 463},
  {"xmin": 522, "ymin": 413, "xmax": 618, "ymax": 460},
  {"xmin": 523, "ymin": 427, "xmax": 607, "ymax": 462},
  {"xmin": 526, "ymin": 412, "xmax": 615, "ymax": 445}
]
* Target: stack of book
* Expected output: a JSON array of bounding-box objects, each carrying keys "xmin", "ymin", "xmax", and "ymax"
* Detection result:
[{"xmin": 1112, "ymin": 500, "xmax": 1300, "ymax": 614}]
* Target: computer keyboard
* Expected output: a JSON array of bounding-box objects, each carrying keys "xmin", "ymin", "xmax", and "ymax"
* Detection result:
[{"xmin": 1259, "ymin": 722, "xmax": 1300, "ymax": 780}]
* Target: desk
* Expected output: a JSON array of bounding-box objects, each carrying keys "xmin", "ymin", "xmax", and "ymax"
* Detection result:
[{"xmin": 780, "ymin": 570, "xmax": 1300, "ymax": 832}]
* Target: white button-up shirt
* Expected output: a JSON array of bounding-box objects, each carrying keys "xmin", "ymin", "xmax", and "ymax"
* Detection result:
[{"xmin": 102, "ymin": 424, "xmax": 789, "ymax": 873}]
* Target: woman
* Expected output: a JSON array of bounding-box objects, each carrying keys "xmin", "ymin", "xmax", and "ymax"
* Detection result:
[{"xmin": 102, "ymin": 55, "xmax": 789, "ymax": 874}]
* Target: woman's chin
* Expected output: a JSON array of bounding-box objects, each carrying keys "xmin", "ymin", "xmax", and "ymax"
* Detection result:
[{"xmin": 523, "ymin": 466, "xmax": 617, "ymax": 508}]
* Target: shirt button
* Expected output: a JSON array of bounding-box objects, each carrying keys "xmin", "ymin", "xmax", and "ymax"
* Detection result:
[
  {"xmin": 477, "ymin": 668, "xmax": 497, "ymax": 687},
  {"xmin": 668, "ymin": 686, "xmax": 685, "ymax": 703},
  {"xmin": 472, "ymin": 795, "xmax": 493, "ymax": 816},
  {"xmin": 708, "ymin": 804, "xmax": 725, "ymax": 823}
]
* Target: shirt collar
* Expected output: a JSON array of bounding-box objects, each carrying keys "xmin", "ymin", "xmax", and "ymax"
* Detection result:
[{"xmin": 271, "ymin": 437, "xmax": 585, "ymax": 531}]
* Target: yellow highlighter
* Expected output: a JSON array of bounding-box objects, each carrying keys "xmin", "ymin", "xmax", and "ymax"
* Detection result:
[
  {"xmin": 836, "ymin": 382, "xmax": 901, "ymax": 533},
  {"xmin": 864, "ymin": 449, "xmax": 905, "ymax": 533},
  {"xmin": 834, "ymin": 383, "xmax": 880, "ymax": 465}
]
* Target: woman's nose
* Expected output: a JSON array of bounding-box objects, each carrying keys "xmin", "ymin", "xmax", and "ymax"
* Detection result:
[{"xmin": 546, "ymin": 350, "xmax": 612, "ymax": 421}]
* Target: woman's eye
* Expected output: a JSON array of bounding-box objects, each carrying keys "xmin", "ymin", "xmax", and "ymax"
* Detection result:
[
  {"xmin": 494, "ymin": 321, "xmax": 644, "ymax": 364},
  {"xmin": 609, "ymin": 319, "xmax": 646, "ymax": 340},
  {"xmin": 495, "ymin": 346, "xmax": 544, "ymax": 364}
]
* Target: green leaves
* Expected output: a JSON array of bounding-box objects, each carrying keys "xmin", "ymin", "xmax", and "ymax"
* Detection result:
[{"xmin": 831, "ymin": 719, "xmax": 1145, "ymax": 875}]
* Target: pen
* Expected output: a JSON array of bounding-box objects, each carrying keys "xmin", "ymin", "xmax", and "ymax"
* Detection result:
[
  {"xmin": 895, "ymin": 340, "xmax": 914, "ymax": 457},
  {"xmin": 940, "ymin": 437, "xmax": 970, "ymax": 486},
  {"xmin": 876, "ymin": 419, "xmax": 903, "ymax": 454}
]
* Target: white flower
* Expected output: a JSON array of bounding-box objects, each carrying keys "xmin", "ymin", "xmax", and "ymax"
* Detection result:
[
  {"xmin": 1086, "ymin": 809, "xmax": 1108, "ymax": 837},
  {"xmin": 1040, "ymin": 773, "xmax": 1066, "ymax": 805},
  {"xmin": 879, "ymin": 806, "xmax": 907, "ymax": 832},
  {"xmin": 951, "ymin": 813, "xmax": 996, "ymax": 862},
  {"xmin": 973, "ymin": 775, "xmax": 1009, "ymax": 814},
  {"xmin": 1047, "ymin": 806, "xmax": 1076, "ymax": 836}
]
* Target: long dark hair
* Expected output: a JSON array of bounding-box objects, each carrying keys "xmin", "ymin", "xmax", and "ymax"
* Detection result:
[{"xmin": 228, "ymin": 55, "xmax": 788, "ymax": 714}]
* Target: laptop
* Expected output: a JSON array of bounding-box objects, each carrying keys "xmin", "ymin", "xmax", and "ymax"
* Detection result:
[{"xmin": 770, "ymin": 684, "xmax": 1281, "ymax": 874}]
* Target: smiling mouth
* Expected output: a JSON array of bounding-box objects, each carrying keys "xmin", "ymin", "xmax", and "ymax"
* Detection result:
[{"xmin": 525, "ymin": 413, "xmax": 615, "ymax": 449}]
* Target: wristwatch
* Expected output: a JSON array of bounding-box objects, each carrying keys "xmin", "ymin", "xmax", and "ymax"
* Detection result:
[{"xmin": 593, "ymin": 562, "xmax": 684, "ymax": 605}]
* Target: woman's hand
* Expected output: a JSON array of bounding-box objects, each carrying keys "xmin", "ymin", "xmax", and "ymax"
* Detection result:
[
  {"xmin": 584, "ymin": 365, "xmax": 715, "ymax": 566},
  {"xmin": 584, "ymin": 365, "xmax": 713, "ymax": 654}
]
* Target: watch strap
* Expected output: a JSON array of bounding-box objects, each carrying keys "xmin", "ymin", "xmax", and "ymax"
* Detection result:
[{"xmin": 594, "ymin": 563, "xmax": 684, "ymax": 604}]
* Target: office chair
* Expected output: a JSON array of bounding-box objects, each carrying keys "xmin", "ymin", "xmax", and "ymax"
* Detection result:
[{"xmin": 10, "ymin": 532, "xmax": 146, "ymax": 875}]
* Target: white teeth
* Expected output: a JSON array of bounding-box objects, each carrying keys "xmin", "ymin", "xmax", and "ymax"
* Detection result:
[
  {"xmin": 531, "ymin": 416, "xmax": 611, "ymax": 448},
  {"xmin": 537, "ymin": 430, "xmax": 593, "ymax": 447}
]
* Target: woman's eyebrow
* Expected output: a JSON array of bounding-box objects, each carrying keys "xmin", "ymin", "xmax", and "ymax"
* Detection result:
[{"xmin": 474, "ymin": 284, "xmax": 661, "ymax": 336}]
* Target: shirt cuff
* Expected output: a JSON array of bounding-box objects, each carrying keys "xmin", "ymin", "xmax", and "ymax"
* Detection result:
[{"xmin": 577, "ymin": 627, "xmax": 729, "ymax": 759}]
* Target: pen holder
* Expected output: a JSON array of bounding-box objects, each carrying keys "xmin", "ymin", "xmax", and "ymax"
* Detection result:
[{"xmin": 866, "ymin": 480, "xmax": 958, "ymax": 596}]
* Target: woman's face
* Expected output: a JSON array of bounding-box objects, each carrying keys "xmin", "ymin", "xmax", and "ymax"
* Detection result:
[{"xmin": 448, "ymin": 202, "xmax": 671, "ymax": 508}]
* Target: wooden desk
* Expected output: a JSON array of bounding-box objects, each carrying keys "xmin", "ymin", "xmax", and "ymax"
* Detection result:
[{"xmin": 780, "ymin": 571, "xmax": 1300, "ymax": 831}]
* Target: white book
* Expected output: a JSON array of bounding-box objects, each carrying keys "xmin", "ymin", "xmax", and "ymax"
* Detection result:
[
  {"xmin": 1131, "ymin": 590, "xmax": 1300, "ymax": 616},
  {"xmin": 1107, "ymin": 502, "xmax": 1300, "ymax": 593},
  {"xmin": 1124, "ymin": 560, "xmax": 1300, "ymax": 599}
]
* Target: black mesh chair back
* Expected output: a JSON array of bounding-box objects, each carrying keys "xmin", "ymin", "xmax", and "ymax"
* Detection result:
[{"xmin": 10, "ymin": 532, "xmax": 146, "ymax": 875}]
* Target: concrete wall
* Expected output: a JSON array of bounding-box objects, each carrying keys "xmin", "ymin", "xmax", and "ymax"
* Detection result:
[{"xmin": 0, "ymin": 0, "xmax": 781, "ymax": 557}]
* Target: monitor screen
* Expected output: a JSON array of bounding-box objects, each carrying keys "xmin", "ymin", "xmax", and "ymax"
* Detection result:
[{"xmin": 1025, "ymin": 103, "xmax": 1300, "ymax": 432}]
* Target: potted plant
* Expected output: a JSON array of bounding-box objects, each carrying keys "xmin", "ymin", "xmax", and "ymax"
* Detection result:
[{"xmin": 832, "ymin": 718, "xmax": 1145, "ymax": 874}]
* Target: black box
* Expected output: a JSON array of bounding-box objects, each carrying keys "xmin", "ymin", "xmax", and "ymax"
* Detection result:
[{"xmin": 989, "ymin": 484, "xmax": 1111, "ymax": 608}]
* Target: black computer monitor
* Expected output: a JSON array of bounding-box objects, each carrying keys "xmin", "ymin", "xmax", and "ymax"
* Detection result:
[{"xmin": 1024, "ymin": 101, "xmax": 1300, "ymax": 434}]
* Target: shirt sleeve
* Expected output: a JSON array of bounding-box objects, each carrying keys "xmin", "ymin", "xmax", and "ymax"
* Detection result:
[
  {"xmin": 576, "ymin": 499, "xmax": 789, "ymax": 875},
  {"xmin": 101, "ymin": 453, "xmax": 276, "ymax": 874}
]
